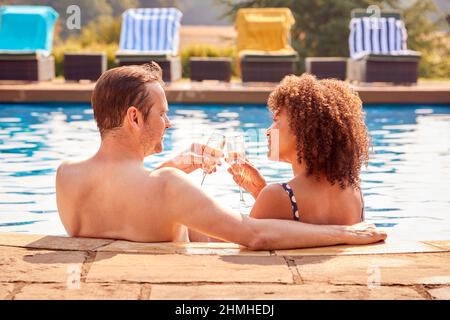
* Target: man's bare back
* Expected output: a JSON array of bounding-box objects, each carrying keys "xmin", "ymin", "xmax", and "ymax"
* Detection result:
[
  {"xmin": 56, "ymin": 64, "xmax": 387, "ymax": 250},
  {"xmin": 57, "ymin": 158, "xmax": 189, "ymax": 242}
]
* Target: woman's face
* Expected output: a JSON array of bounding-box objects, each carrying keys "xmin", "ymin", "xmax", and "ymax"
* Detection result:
[{"xmin": 267, "ymin": 107, "xmax": 297, "ymax": 163}]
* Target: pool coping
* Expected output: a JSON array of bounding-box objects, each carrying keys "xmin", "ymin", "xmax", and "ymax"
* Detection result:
[
  {"xmin": 0, "ymin": 233, "xmax": 449, "ymax": 300},
  {"xmin": 0, "ymin": 80, "xmax": 449, "ymax": 104}
]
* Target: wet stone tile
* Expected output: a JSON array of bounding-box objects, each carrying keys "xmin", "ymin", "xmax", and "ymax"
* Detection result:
[
  {"xmin": 0, "ymin": 246, "xmax": 88, "ymax": 283},
  {"xmin": 294, "ymin": 253, "xmax": 450, "ymax": 286},
  {"xmin": 0, "ymin": 234, "xmax": 113, "ymax": 251},
  {"xmin": 427, "ymin": 286, "xmax": 450, "ymax": 300},
  {"xmin": 96, "ymin": 241, "xmax": 270, "ymax": 256},
  {"xmin": 15, "ymin": 283, "xmax": 142, "ymax": 300},
  {"xmin": 87, "ymin": 253, "xmax": 292, "ymax": 284},
  {"xmin": 149, "ymin": 283, "xmax": 423, "ymax": 300},
  {"xmin": 0, "ymin": 283, "xmax": 15, "ymax": 299},
  {"xmin": 275, "ymin": 240, "xmax": 445, "ymax": 257}
]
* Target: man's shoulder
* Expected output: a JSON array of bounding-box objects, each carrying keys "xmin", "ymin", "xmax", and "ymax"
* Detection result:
[
  {"xmin": 57, "ymin": 159, "xmax": 74, "ymax": 170},
  {"xmin": 56, "ymin": 160, "xmax": 72, "ymax": 178},
  {"xmin": 56, "ymin": 159, "xmax": 91, "ymax": 189},
  {"xmin": 56, "ymin": 159, "xmax": 82, "ymax": 177},
  {"xmin": 150, "ymin": 167, "xmax": 188, "ymax": 180},
  {"xmin": 149, "ymin": 168, "xmax": 193, "ymax": 196}
]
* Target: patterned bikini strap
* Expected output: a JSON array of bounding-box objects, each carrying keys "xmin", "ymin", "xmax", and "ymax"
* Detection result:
[
  {"xmin": 359, "ymin": 187, "xmax": 365, "ymax": 222},
  {"xmin": 280, "ymin": 183, "xmax": 300, "ymax": 221}
]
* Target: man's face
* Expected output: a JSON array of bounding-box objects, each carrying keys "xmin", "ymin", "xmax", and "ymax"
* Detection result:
[{"xmin": 140, "ymin": 83, "xmax": 171, "ymax": 156}]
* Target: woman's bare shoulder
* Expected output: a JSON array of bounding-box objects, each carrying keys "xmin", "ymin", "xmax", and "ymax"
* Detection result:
[{"xmin": 249, "ymin": 183, "xmax": 293, "ymax": 220}]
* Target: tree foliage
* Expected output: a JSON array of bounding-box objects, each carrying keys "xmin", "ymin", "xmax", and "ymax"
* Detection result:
[
  {"xmin": 217, "ymin": 0, "xmax": 449, "ymax": 77},
  {"xmin": 217, "ymin": 0, "xmax": 382, "ymax": 70},
  {"xmin": 391, "ymin": 0, "xmax": 450, "ymax": 78},
  {"xmin": 2, "ymin": 0, "xmax": 448, "ymax": 77}
]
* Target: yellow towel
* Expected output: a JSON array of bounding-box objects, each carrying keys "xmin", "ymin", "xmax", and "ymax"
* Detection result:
[
  {"xmin": 235, "ymin": 8, "xmax": 296, "ymax": 53},
  {"xmin": 235, "ymin": 8, "xmax": 297, "ymax": 76}
]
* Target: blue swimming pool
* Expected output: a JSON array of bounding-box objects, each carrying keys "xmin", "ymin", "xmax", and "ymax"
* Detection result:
[{"xmin": 1, "ymin": 103, "xmax": 449, "ymax": 240}]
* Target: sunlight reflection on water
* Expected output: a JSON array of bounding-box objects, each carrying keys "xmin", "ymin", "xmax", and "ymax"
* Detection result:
[{"xmin": 0, "ymin": 103, "xmax": 449, "ymax": 240}]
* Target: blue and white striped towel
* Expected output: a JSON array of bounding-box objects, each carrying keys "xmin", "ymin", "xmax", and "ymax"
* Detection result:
[
  {"xmin": 119, "ymin": 8, "xmax": 183, "ymax": 55},
  {"xmin": 349, "ymin": 17, "xmax": 410, "ymax": 59}
]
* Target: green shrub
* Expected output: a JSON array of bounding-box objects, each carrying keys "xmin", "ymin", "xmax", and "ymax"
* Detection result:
[
  {"xmin": 417, "ymin": 32, "xmax": 450, "ymax": 79},
  {"xmin": 77, "ymin": 16, "xmax": 122, "ymax": 47},
  {"xmin": 180, "ymin": 44, "xmax": 237, "ymax": 78},
  {"xmin": 218, "ymin": 0, "xmax": 449, "ymax": 79}
]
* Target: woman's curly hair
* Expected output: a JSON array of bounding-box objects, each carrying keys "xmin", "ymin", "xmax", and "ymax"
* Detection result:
[{"xmin": 268, "ymin": 74, "xmax": 370, "ymax": 188}]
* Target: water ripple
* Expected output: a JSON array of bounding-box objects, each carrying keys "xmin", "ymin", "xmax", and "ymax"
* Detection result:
[{"xmin": 0, "ymin": 103, "xmax": 449, "ymax": 240}]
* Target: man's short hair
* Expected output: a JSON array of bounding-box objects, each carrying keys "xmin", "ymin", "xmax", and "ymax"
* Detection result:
[{"xmin": 91, "ymin": 62, "xmax": 163, "ymax": 136}]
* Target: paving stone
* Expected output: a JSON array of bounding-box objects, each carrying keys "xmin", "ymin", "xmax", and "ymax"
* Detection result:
[
  {"xmin": 1, "ymin": 232, "xmax": 448, "ymax": 300},
  {"xmin": 275, "ymin": 240, "xmax": 445, "ymax": 257},
  {"xmin": 427, "ymin": 286, "xmax": 450, "ymax": 300},
  {"xmin": 0, "ymin": 246, "xmax": 87, "ymax": 283},
  {"xmin": 96, "ymin": 241, "xmax": 270, "ymax": 256},
  {"xmin": 0, "ymin": 283, "xmax": 15, "ymax": 299},
  {"xmin": 149, "ymin": 284, "xmax": 423, "ymax": 300},
  {"xmin": 424, "ymin": 240, "xmax": 450, "ymax": 251},
  {"xmin": 14, "ymin": 283, "xmax": 142, "ymax": 300},
  {"xmin": 87, "ymin": 253, "xmax": 292, "ymax": 284},
  {"xmin": 0, "ymin": 234, "xmax": 113, "ymax": 251},
  {"xmin": 294, "ymin": 253, "xmax": 450, "ymax": 286}
]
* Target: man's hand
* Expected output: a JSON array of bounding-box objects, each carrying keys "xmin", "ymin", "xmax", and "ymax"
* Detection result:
[
  {"xmin": 227, "ymin": 159, "xmax": 267, "ymax": 199},
  {"xmin": 169, "ymin": 143, "xmax": 224, "ymax": 174},
  {"xmin": 343, "ymin": 222, "xmax": 387, "ymax": 245}
]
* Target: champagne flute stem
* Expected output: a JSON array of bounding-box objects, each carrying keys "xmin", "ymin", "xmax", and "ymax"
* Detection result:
[
  {"xmin": 200, "ymin": 172, "xmax": 207, "ymax": 186},
  {"xmin": 239, "ymin": 186, "xmax": 244, "ymax": 202}
]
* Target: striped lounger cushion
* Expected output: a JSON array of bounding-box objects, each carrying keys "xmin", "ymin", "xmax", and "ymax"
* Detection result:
[
  {"xmin": 118, "ymin": 8, "xmax": 183, "ymax": 56},
  {"xmin": 349, "ymin": 17, "xmax": 417, "ymax": 60}
]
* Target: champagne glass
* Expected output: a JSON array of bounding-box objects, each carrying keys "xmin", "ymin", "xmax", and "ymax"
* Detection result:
[
  {"xmin": 227, "ymin": 134, "xmax": 247, "ymax": 207},
  {"xmin": 200, "ymin": 132, "xmax": 226, "ymax": 186}
]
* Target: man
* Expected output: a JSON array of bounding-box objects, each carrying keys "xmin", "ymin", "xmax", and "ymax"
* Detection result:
[{"xmin": 56, "ymin": 63, "xmax": 386, "ymax": 250}]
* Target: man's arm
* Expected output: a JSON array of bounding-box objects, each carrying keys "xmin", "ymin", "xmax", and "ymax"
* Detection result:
[
  {"xmin": 158, "ymin": 168, "xmax": 386, "ymax": 250},
  {"xmin": 155, "ymin": 143, "xmax": 222, "ymax": 174}
]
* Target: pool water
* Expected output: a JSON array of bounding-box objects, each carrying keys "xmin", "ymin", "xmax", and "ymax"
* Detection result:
[{"xmin": 1, "ymin": 103, "xmax": 449, "ymax": 240}]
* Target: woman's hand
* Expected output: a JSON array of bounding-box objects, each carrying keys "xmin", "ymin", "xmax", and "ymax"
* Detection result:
[
  {"xmin": 227, "ymin": 159, "xmax": 267, "ymax": 199},
  {"xmin": 343, "ymin": 222, "xmax": 387, "ymax": 245},
  {"xmin": 161, "ymin": 143, "xmax": 223, "ymax": 174}
]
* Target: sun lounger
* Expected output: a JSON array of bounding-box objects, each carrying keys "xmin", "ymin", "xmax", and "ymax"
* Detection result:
[
  {"xmin": 64, "ymin": 52, "xmax": 107, "ymax": 82},
  {"xmin": 0, "ymin": 6, "xmax": 58, "ymax": 82},
  {"xmin": 235, "ymin": 8, "xmax": 299, "ymax": 83},
  {"xmin": 189, "ymin": 57, "xmax": 232, "ymax": 82},
  {"xmin": 305, "ymin": 57, "xmax": 348, "ymax": 80},
  {"xmin": 115, "ymin": 8, "xmax": 183, "ymax": 83},
  {"xmin": 347, "ymin": 9, "xmax": 421, "ymax": 84}
]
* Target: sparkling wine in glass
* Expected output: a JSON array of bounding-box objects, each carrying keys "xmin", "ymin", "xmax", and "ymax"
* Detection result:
[
  {"xmin": 227, "ymin": 134, "xmax": 247, "ymax": 205},
  {"xmin": 200, "ymin": 132, "xmax": 226, "ymax": 186}
]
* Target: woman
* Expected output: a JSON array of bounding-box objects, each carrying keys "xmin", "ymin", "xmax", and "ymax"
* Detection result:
[{"xmin": 228, "ymin": 74, "xmax": 369, "ymax": 225}]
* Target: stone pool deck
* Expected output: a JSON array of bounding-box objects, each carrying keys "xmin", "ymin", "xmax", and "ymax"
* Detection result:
[
  {"xmin": 0, "ymin": 80, "xmax": 449, "ymax": 104},
  {"xmin": 0, "ymin": 233, "xmax": 449, "ymax": 300}
]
